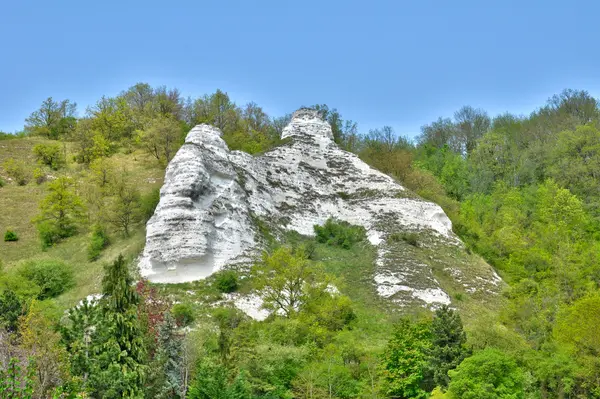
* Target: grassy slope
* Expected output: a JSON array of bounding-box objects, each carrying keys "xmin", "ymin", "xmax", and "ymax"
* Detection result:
[
  {"xmin": 0, "ymin": 137, "xmax": 502, "ymax": 337},
  {"xmin": 0, "ymin": 137, "xmax": 165, "ymax": 309}
]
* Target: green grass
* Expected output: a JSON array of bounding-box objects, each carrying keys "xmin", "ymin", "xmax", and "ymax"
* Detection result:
[{"xmin": 0, "ymin": 137, "xmax": 165, "ymax": 310}]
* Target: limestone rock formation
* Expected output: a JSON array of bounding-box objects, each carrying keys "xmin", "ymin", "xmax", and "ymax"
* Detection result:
[{"xmin": 140, "ymin": 109, "xmax": 502, "ymax": 308}]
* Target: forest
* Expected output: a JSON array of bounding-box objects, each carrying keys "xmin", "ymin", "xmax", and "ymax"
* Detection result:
[{"xmin": 1, "ymin": 84, "xmax": 599, "ymax": 398}]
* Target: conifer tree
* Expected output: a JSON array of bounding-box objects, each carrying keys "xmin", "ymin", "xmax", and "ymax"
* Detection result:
[
  {"xmin": 429, "ymin": 305, "xmax": 469, "ymax": 388},
  {"xmin": 87, "ymin": 255, "xmax": 147, "ymax": 398},
  {"xmin": 147, "ymin": 312, "xmax": 185, "ymax": 399}
]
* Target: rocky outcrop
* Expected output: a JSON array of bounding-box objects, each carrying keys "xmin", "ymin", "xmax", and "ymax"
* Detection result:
[{"xmin": 140, "ymin": 109, "xmax": 502, "ymax": 308}]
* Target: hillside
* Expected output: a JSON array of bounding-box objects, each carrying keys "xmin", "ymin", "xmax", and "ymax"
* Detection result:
[
  {"xmin": 0, "ymin": 137, "xmax": 165, "ymax": 308},
  {"xmin": 1, "ymin": 85, "xmax": 599, "ymax": 398}
]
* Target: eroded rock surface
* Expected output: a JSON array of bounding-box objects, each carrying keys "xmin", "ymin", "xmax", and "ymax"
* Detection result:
[{"xmin": 140, "ymin": 109, "xmax": 501, "ymax": 307}]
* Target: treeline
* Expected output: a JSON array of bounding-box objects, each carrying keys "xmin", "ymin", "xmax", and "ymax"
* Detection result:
[{"xmin": 352, "ymin": 89, "xmax": 600, "ymax": 398}]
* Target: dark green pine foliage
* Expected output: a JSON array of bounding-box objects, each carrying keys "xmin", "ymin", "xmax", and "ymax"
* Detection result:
[
  {"xmin": 429, "ymin": 305, "xmax": 469, "ymax": 389},
  {"xmin": 0, "ymin": 289, "xmax": 24, "ymax": 333},
  {"xmin": 147, "ymin": 312, "xmax": 185, "ymax": 399},
  {"xmin": 60, "ymin": 298, "xmax": 100, "ymax": 385},
  {"xmin": 89, "ymin": 255, "xmax": 148, "ymax": 398}
]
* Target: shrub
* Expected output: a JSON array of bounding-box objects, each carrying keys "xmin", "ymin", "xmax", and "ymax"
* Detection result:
[
  {"xmin": 33, "ymin": 143, "xmax": 66, "ymax": 170},
  {"xmin": 389, "ymin": 231, "xmax": 419, "ymax": 247},
  {"xmin": 0, "ymin": 177, "xmax": 5, "ymax": 187},
  {"xmin": 37, "ymin": 222, "xmax": 62, "ymax": 249},
  {"xmin": 140, "ymin": 187, "xmax": 160, "ymax": 221},
  {"xmin": 87, "ymin": 224, "xmax": 109, "ymax": 261},
  {"xmin": 2, "ymin": 158, "xmax": 30, "ymax": 185},
  {"xmin": 172, "ymin": 303, "xmax": 195, "ymax": 327},
  {"xmin": 314, "ymin": 218, "xmax": 366, "ymax": 249},
  {"xmin": 214, "ymin": 270, "xmax": 239, "ymax": 293},
  {"xmin": 33, "ymin": 167, "xmax": 46, "ymax": 184},
  {"xmin": 4, "ymin": 230, "xmax": 18, "ymax": 242},
  {"xmin": 18, "ymin": 259, "xmax": 74, "ymax": 299}
]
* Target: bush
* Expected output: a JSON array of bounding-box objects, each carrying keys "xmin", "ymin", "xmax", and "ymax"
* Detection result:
[
  {"xmin": 33, "ymin": 143, "xmax": 66, "ymax": 170},
  {"xmin": 0, "ymin": 177, "xmax": 5, "ymax": 187},
  {"xmin": 4, "ymin": 230, "xmax": 18, "ymax": 242},
  {"xmin": 33, "ymin": 167, "xmax": 46, "ymax": 184},
  {"xmin": 2, "ymin": 158, "xmax": 30, "ymax": 185},
  {"xmin": 389, "ymin": 231, "xmax": 419, "ymax": 247},
  {"xmin": 18, "ymin": 259, "xmax": 74, "ymax": 299},
  {"xmin": 87, "ymin": 224, "xmax": 109, "ymax": 261},
  {"xmin": 314, "ymin": 218, "xmax": 366, "ymax": 249},
  {"xmin": 140, "ymin": 187, "xmax": 160, "ymax": 221},
  {"xmin": 37, "ymin": 221, "xmax": 62, "ymax": 250},
  {"xmin": 214, "ymin": 270, "xmax": 239, "ymax": 293},
  {"xmin": 172, "ymin": 303, "xmax": 195, "ymax": 327}
]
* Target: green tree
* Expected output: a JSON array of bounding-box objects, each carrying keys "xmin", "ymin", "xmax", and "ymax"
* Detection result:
[
  {"xmin": 2, "ymin": 158, "xmax": 30, "ymax": 185},
  {"xmin": 87, "ymin": 96, "xmax": 136, "ymax": 142},
  {"xmin": 146, "ymin": 312, "xmax": 185, "ymax": 399},
  {"xmin": 25, "ymin": 97, "xmax": 77, "ymax": 139},
  {"xmin": 548, "ymin": 125, "xmax": 600, "ymax": 213},
  {"xmin": 187, "ymin": 360, "xmax": 251, "ymax": 399},
  {"xmin": 32, "ymin": 143, "xmax": 66, "ymax": 170},
  {"xmin": 109, "ymin": 172, "xmax": 141, "ymax": 236},
  {"xmin": 18, "ymin": 260, "xmax": 74, "ymax": 299},
  {"xmin": 447, "ymin": 349, "xmax": 525, "ymax": 399},
  {"xmin": 381, "ymin": 318, "xmax": 433, "ymax": 399},
  {"xmin": 429, "ymin": 305, "xmax": 469, "ymax": 389},
  {"xmin": 33, "ymin": 177, "xmax": 85, "ymax": 248},
  {"xmin": 88, "ymin": 255, "xmax": 148, "ymax": 398},
  {"xmin": 0, "ymin": 289, "xmax": 24, "ymax": 333},
  {"xmin": 137, "ymin": 116, "xmax": 182, "ymax": 164},
  {"xmin": 252, "ymin": 247, "xmax": 328, "ymax": 318}
]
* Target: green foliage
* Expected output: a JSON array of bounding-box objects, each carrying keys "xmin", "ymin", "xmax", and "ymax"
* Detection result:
[
  {"xmin": 390, "ymin": 231, "xmax": 419, "ymax": 246},
  {"xmin": 2, "ymin": 158, "xmax": 30, "ymax": 185},
  {"xmin": 87, "ymin": 224, "xmax": 109, "ymax": 261},
  {"xmin": 447, "ymin": 349, "xmax": 525, "ymax": 399},
  {"xmin": 136, "ymin": 116, "xmax": 182, "ymax": 164},
  {"xmin": 93, "ymin": 255, "xmax": 147, "ymax": 397},
  {"xmin": 33, "ymin": 176, "xmax": 85, "ymax": 248},
  {"xmin": 32, "ymin": 142, "xmax": 66, "ymax": 170},
  {"xmin": 18, "ymin": 259, "xmax": 74, "ymax": 299},
  {"xmin": 109, "ymin": 173, "xmax": 141, "ymax": 236},
  {"xmin": 214, "ymin": 270, "xmax": 239, "ymax": 293},
  {"xmin": 25, "ymin": 97, "xmax": 77, "ymax": 139},
  {"xmin": 0, "ymin": 357, "xmax": 36, "ymax": 399},
  {"xmin": 554, "ymin": 294, "xmax": 600, "ymax": 356},
  {"xmin": 430, "ymin": 305, "xmax": 469, "ymax": 388},
  {"xmin": 314, "ymin": 218, "xmax": 366, "ymax": 249},
  {"xmin": 140, "ymin": 187, "xmax": 160, "ymax": 221},
  {"xmin": 0, "ymin": 289, "xmax": 25, "ymax": 332},
  {"xmin": 32, "ymin": 167, "xmax": 46, "ymax": 184},
  {"xmin": 146, "ymin": 312, "xmax": 185, "ymax": 399},
  {"xmin": 252, "ymin": 247, "xmax": 329, "ymax": 318},
  {"xmin": 4, "ymin": 229, "xmax": 18, "ymax": 242},
  {"xmin": 172, "ymin": 303, "xmax": 195, "ymax": 327},
  {"xmin": 381, "ymin": 318, "xmax": 433, "ymax": 399},
  {"xmin": 187, "ymin": 360, "xmax": 252, "ymax": 399}
]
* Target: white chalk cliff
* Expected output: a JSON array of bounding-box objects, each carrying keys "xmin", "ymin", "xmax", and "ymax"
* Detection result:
[{"xmin": 140, "ymin": 109, "xmax": 501, "ymax": 308}]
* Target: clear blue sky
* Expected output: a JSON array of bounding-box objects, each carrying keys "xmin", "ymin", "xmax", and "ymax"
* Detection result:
[{"xmin": 1, "ymin": 0, "xmax": 600, "ymax": 136}]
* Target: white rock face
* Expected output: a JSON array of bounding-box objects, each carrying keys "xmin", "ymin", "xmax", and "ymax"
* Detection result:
[{"xmin": 140, "ymin": 109, "xmax": 501, "ymax": 307}]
